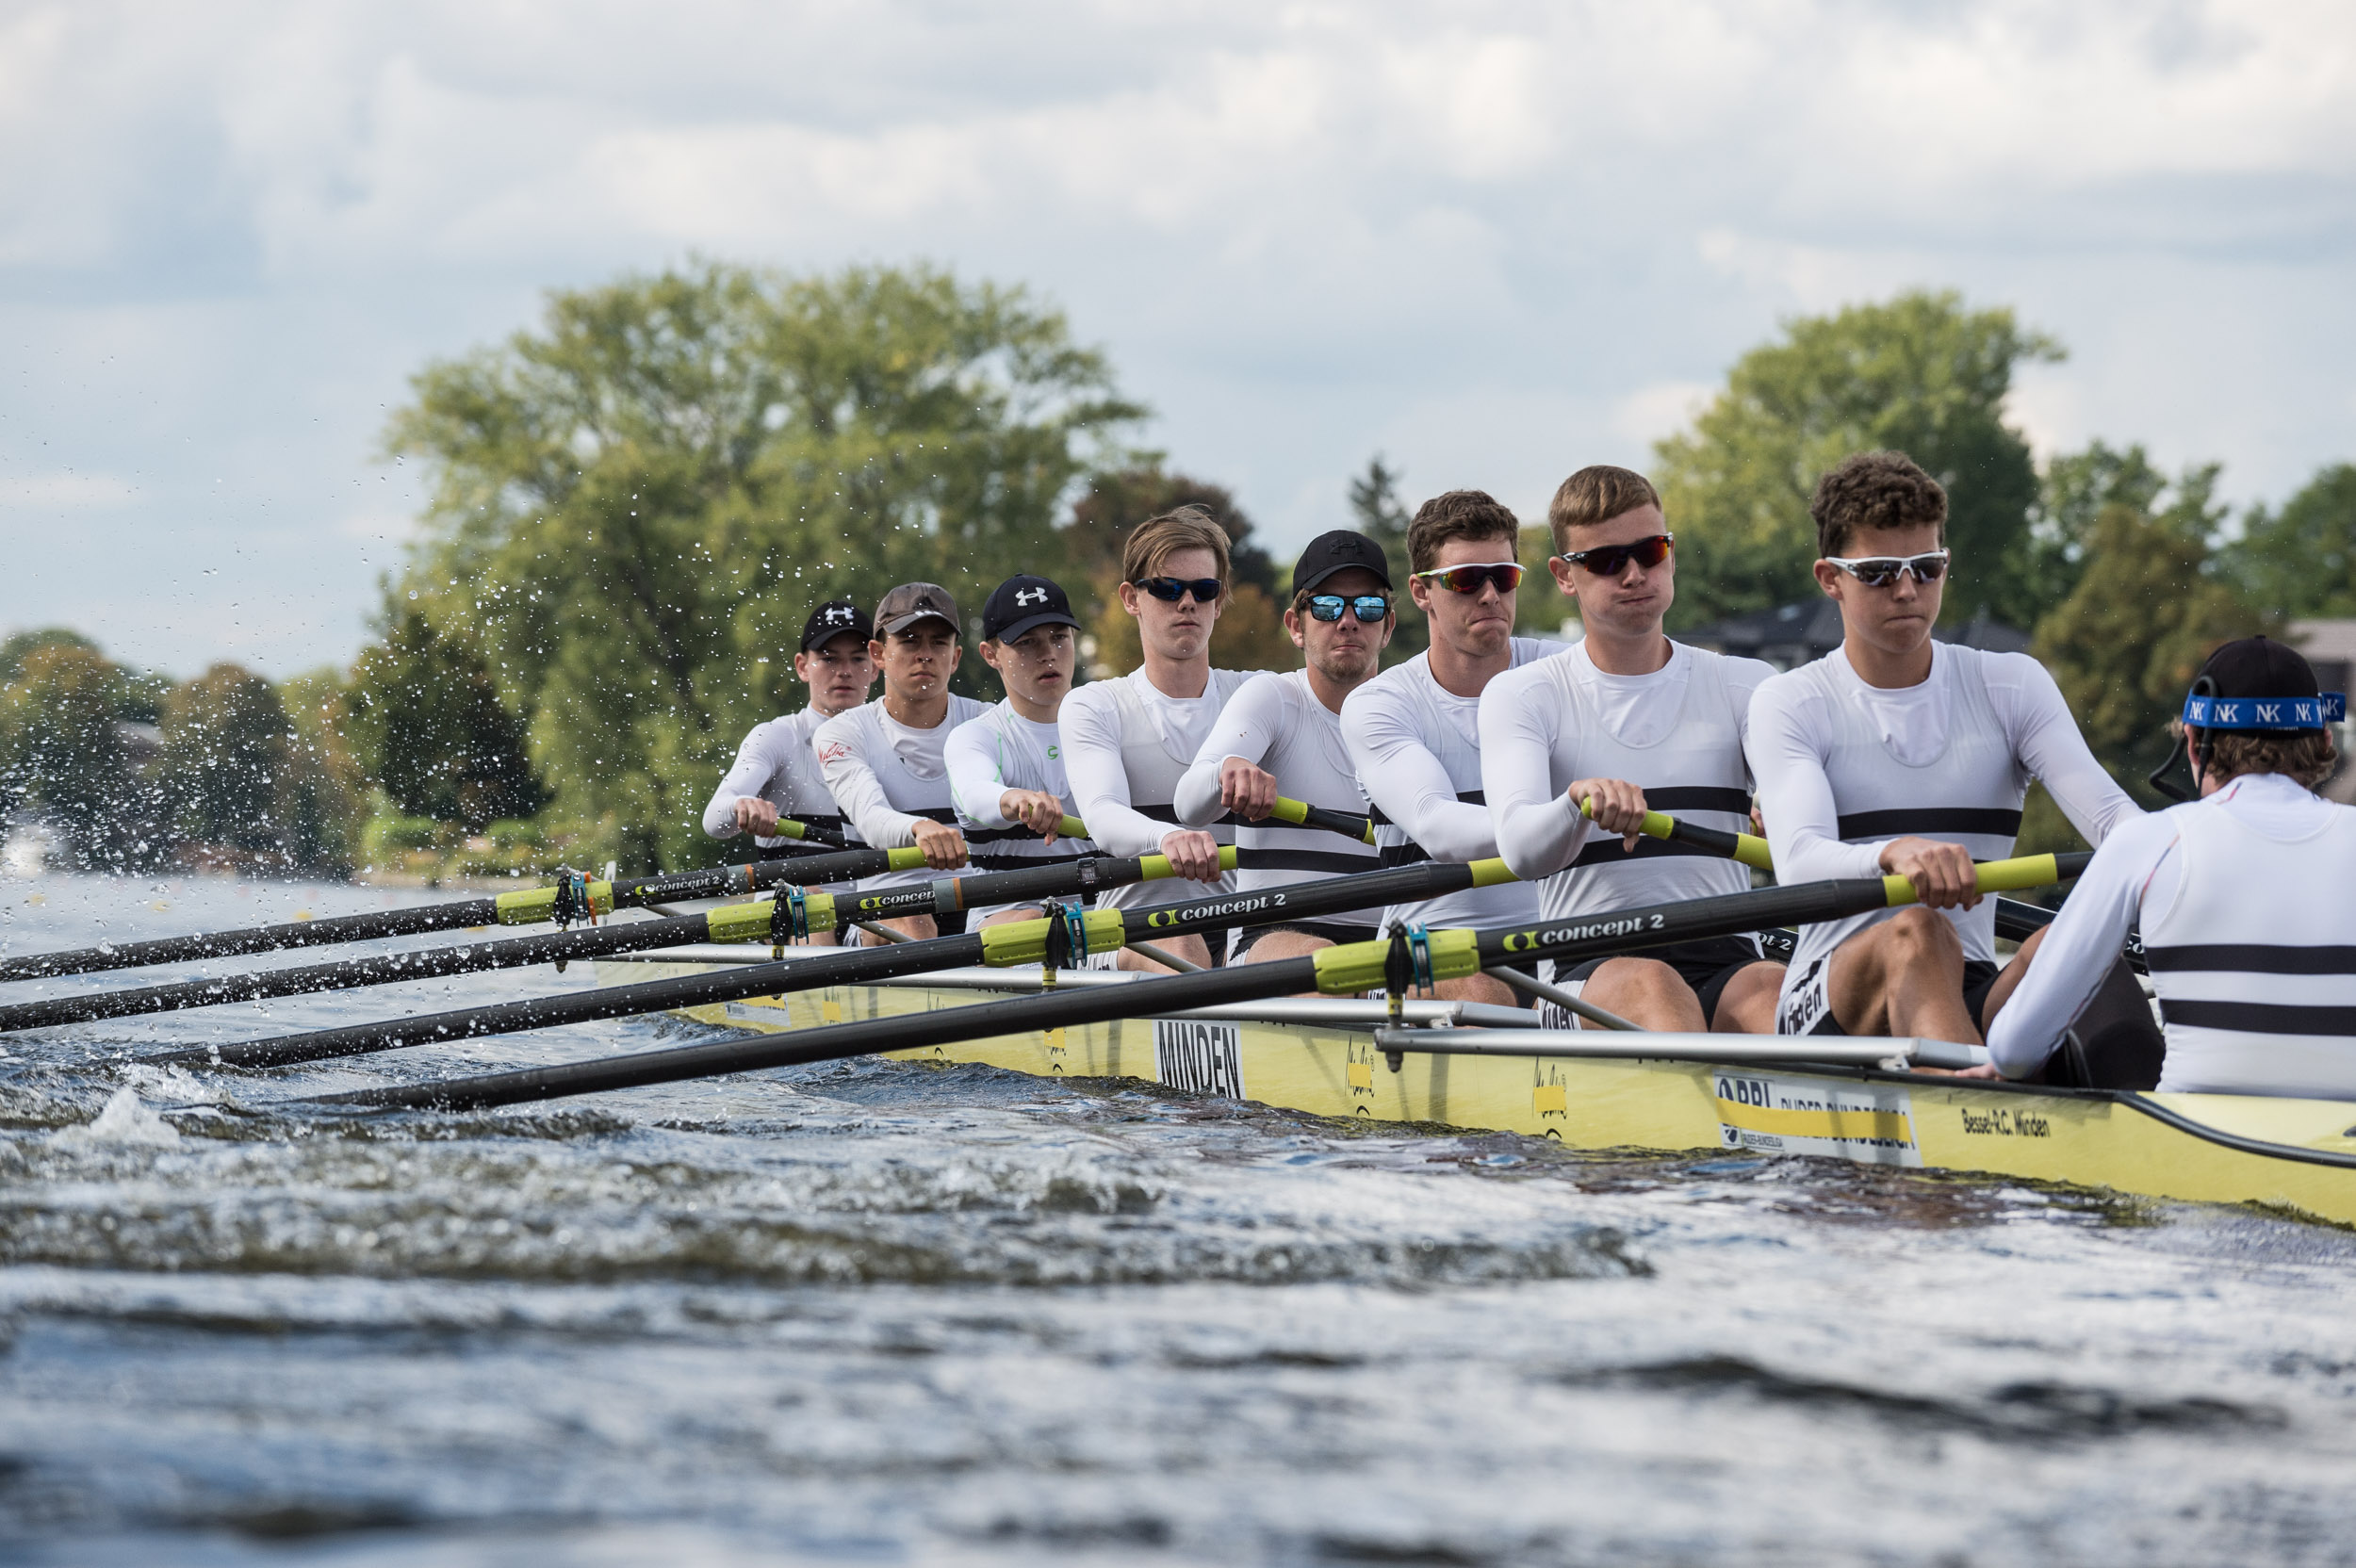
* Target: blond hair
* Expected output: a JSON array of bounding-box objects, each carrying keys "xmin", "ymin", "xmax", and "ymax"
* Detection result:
[
  {"xmin": 1121, "ymin": 505, "xmax": 1233, "ymax": 586},
  {"xmin": 1547, "ymin": 466, "xmax": 1662, "ymax": 552}
]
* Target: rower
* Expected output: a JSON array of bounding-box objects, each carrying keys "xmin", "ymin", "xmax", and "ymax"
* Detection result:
[
  {"xmin": 1060, "ymin": 506, "xmax": 1263, "ymax": 972},
  {"xmin": 812, "ymin": 582, "xmax": 990, "ymax": 944},
  {"xmin": 1339, "ymin": 490, "xmax": 1549, "ymax": 1005},
  {"xmin": 944, "ymin": 574, "xmax": 1098, "ymax": 930},
  {"xmin": 1174, "ymin": 531, "xmax": 1393, "ymax": 963},
  {"xmin": 1481, "ymin": 466, "xmax": 1785, "ymax": 1032},
  {"xmin": 1982, "ymin": 638, "xmax": 2354, "ymax": 1096},
  {"xmin": 1746, "ymin": 450, "xmax": 2139, "ymax": 1043},
  {"xmin": 699, "ymin": 598, "xmax": 875, "ymax": 945}
]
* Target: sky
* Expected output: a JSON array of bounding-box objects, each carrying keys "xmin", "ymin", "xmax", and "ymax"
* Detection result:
[{"xmin": 1, "ymin": 0, "xmax": 2351, "ymax": 678}]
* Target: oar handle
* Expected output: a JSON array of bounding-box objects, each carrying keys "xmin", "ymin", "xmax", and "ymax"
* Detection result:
[
  {"xmin": 1580, "ymin": 796, "xmax": 1773, "ymax": 872},
  {"xmin": 1883, "ymin": 851, "xmax": 2091, "ymax": 906},
  {"xmin": 1269, "ymin": 797, "xmax": 1377, "ymax": 844},
  {"xmin": 1137, "ymin": 845, "xmax": 1242, "ymax": 882}
]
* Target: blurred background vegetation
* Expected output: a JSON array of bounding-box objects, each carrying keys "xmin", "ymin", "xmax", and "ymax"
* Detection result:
[{"xmin": 4, "ymin": 264, "xmax": 2350, "ymax": 881}]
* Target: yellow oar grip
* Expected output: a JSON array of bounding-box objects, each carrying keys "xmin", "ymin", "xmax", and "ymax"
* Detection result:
[
  {"xmin": 1057, "ymin": 815, "xmax": 1088, "ymax": 840},
  {"xmin": 884, "ymin": 846, "xmax": 930, "ymax": 872},
  {"xmin": 1882, "ymin": 853, "xmax": 2063, "ymax": 906},
  {"xmin": 493, "ymin": 880, "xmax": 614, "ymax": 924},
  {"xmin": 703, "ymin": 893, "xmax": 840, "ymax": 943},
  {"xmin": 1468, "ymin": 857, "xmax": 1519, "ymax": 888},
  {"xmin": 1138, "ymin": 845, "xmax": 1242, "ymax": 881},
  {"xmin": 976, "ymin": 906, "xmax": 1129, "ymax": 968},
  {"xmin": 1581, "ymin": 796, "xmax": 1774, "ymax": 872},
  {"xmin": 1268, "ymin": 797, "xmax": 1308, "ymax": 825},
  {"xmin": 1310, "ymin": 927, "xmax": 1482, "ymax": 996}
]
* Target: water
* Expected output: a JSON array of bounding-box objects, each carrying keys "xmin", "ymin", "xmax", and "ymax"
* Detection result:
[{"xmin": 2, "ymin": 871, "xmax": 2354, "ymax": 1566}]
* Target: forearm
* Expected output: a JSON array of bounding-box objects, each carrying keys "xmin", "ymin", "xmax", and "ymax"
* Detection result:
[
  {"xmin": 1986, "ymin": 851, "xmax": 2149, "ymax": 1078},
  {"xmin": 1172, "ymin": 757, "xmax": 1235, "ymax": 828},
  {"xmin": 1477, "ymin": 707, "xmax": 1589, "ymax": 880},
  {"xmin": 1347, "ymin": 706, "xmax": 1498, "ymax": 862},
  {"xmin": 1746, "ymin": 710, "xmax": 1882, "ymax": 883},
  {"xmin": 702, "ymin": 752, "xmax": 771, "ymax": 839},
  {"xmin": 944, "ymin": 733, "xmax": 1014, "ymax": 831}
]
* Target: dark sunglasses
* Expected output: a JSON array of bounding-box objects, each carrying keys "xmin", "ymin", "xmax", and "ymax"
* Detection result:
[
  {"xmin": 1557, "ymin": 533, "xmax": 1674, "ymax": 577},
  {"xmin": 1134, "ymin": 576, "xmax": 1224, "ymax": 604},
  {"xmin": 1412, "ymin": 562, "xmax": 1524, "ymax": 596},
  {"xmin": 1305, "ymin": 594, "xmax": 1391, "ymax": 624},
  {"xmin": 1823, "ymin": 549, "xmax": 1949, "ymax": 589}
]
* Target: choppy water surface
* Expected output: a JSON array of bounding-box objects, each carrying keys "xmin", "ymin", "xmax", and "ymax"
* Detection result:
[{"xmin": 1, "ymin": 872, "xmax": 2353, "ymax": 1566}]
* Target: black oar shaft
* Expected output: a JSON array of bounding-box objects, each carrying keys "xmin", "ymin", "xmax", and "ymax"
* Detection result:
[
  {"xmin": 324, "ymin": 853, "xmax": 2086, "ymax": 1114},
  {"xmin": 0, "ymin": 843, "xmax": 908, "ymax": 985},
  {"xmin": 206, "ymin": 859, "xmax": 1487, "ymax": 1071}
]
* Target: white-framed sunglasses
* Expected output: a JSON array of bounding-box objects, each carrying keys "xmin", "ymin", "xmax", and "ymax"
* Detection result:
[{"xmin": 1823, "ymin": 549, "xmax": 1950, "ymax": 588}]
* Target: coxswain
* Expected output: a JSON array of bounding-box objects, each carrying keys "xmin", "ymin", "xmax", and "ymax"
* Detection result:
[
  {"xmin": 1982, "ymin": 638, "xmax": 2354, "ymax": 1096},
  {"xmin": 1339, "ymin": 490, "xmax": 1549, "ymax": 1005},
  {"xmin": 699, "ymin": 597, "xmax": 875, "ymax": 945},
  {"xmin": 1060, "ymin": 507, "xmax": 1263, "ymax": 972},
  {"xmin": 1482, "ymin": 466, "xmax": 1785, "ymax": 1032},
  {"xmin": 944, "ymin": 574, "xmax": 1098, "ymax": 930},
  {"xmin": 1174, "ymin": 531, "xmax": 1392, "ymax": 963},
  {"xmin": 812, "ymin": 582, "xmax": 990, "ymax": 944},
  {"xmin": 1746, "ymin": 450, "xmax": 2138, "ymax": 1042}
]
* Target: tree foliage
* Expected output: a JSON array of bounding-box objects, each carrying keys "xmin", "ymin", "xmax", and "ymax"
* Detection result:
[
  {"xmin": 349, "ymin": 604, "xmax": 548, "ymax": 830},
  {"xmin": 0, "ymin": 645, "xmax": 146, "ymax": 868},
  {"xmin": 1060, "ymin": 465, "xmax": 1289, "ymax": 676},
  {"xmin": 1654, "ymin": 291, "xmax": 2061, "ymax": 630},
  {"xmin": 386, "ymin": 260, "xmax": 1145, "ymax": 871},
  {"xmin": 2225, "ymin": 462, "xmax": 2356, "ymax": 617}
]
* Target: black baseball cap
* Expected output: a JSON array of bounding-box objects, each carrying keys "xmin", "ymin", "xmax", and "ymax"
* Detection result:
[
  {"xmin": 799, "ymin": 598, "xmax": 866, "ymax": 653},
  {"xmin": 2184, "ymin": 636, "xmax": 2343, "ymax": 732},
  {"xmin": 1291, "ymin": 530, "xmax": 1393, "ymax": 597},
  {"xmin": 981, "ymin": 574, "xmax": 1080, "ymax": 645},
  {"xmin": 874, "ymin": 581, "xmax": 960, "ymax": 639}
]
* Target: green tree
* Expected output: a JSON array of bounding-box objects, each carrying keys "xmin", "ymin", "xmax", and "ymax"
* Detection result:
[
  {"xmin": 1348, "ymin": 457, "xmax": 1426, "ymax": 668},
  {"xmin": 387, "ymin": 260, "xmax": 1145, "ymax": 872},
  {"xmin": 2033, "ymin": 503, "xmax": 2271, "ymax": 803},
  {"xmin": 279, "ymin": 666, "xmax": 373, "ymax": 878},
  {"xmin": 2222, "ymin": 462, "xmax": 2356, "ymax": 616},
  {"xmin": 161, "ymin": 664, "xmax": 291, "ymax": 857},
  {"xmin": 1060, "ymin": 464, "xmax": 1288, "ymax": 678},
  {"xmin": 0, "ymin": 644, "xmax": 149, "ymax": 869},
  {"xmin": 348, "ymin": 605, "xmax": 548, "ymax": 830},
  {"xmin": 0, "ymin": 628, "xmax": 101, "ymax": 684},
  {"xmin": 1654, "ymin": 290, "xmax": 2062, "ymax": 630}
]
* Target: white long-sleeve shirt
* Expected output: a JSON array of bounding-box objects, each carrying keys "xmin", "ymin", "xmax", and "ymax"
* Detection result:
[
  {"xmin": 944, "ymin": 700, "xmax": 1095, "ymax": 869},
  {"xmin": 1988, "ymin": 772, "xmax": 2356, "ymax": 1095},
  {"xmin": 1481, "ymin": 640, "xmax": 1773, "ymax": 922},
  {"xmin": 1059, "ymin": 665, "xmax": 1258, "ymax": 910},
  {"xmin": 1339, "ymin": 641, "xmax": 1554, "ymax": 931},
  {"xmin": 813, "ymin": 694, "xmax": 990, "ymax": 891},
  {"xmin": 1174, "ymin": 669, "xmax": 1385, "ymax": 931},
  {"xmin": 1746, "ymin": 643, "xmax": 2138, "ymax": 993},
  {"xmin": 701, "ymin": 707, "xmax": 860, "ymax": 849}
]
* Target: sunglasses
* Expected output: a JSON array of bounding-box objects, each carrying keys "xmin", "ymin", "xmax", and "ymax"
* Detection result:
[
  {"xmin": 1557, "ymin": 533, "xmax": 1674, "ymax": 577},
  {"xmin": 1823, "ymin": 549, "xmax": 1949, "ymax": 589},
  {"xmin": 1134, "ymin": 576, "xmax": 1224, "ymax": 604},
  {"xmin": 1413, "ymin": 562, "xmax": 1525, "ymax": 595},
  {"xmin": 1305, "ymin": 594, "xmax": 1391, "ymax": 624}
]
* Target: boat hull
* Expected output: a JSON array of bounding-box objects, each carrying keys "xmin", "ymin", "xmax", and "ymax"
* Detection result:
[{"xmin": 605, "ymin": 957, "xmax": 2356, "ymax": 1227}]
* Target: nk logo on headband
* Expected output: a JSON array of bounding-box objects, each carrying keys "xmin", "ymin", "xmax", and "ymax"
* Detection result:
[{"xmin": 2183, "ymin": 693, "xmax": 2348, "ymax": 729}]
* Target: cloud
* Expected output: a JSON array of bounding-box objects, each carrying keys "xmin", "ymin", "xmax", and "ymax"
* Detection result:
[
  {"xmin": 0, "ymin": 0, "xmax": 2350, "ymax": 674},
  {"xmin": 0, "ymin": 470, "xmax": 139, "ymax": 507}
]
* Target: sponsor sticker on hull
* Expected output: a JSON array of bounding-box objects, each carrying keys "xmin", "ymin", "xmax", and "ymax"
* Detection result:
[
  {"xmin": 1713, "ymin": 1071, "xmax": 1921, "ymax": 1168},
  {"xmin": 1153, "ymin": 1018, "xmax": 1245, "ymax": 1100}
]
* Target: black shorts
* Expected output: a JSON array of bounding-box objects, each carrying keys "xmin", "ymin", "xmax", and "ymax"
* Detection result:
[
  {"xmin": 1562, "ymin": 936, "xmax": 1770, "ymax": 1028},
  {"xmin": 1784, "ymin": 956, "xmax": 2001, "ymax": 1037},
  {"xmin": 1230, "ymin": 920, "xmax": 1378, "ymax": 959}
]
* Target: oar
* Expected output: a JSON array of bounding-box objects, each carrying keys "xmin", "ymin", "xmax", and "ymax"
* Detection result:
[
  {"xmin": 309, "ymin": 852, "xmax": 2087, "ymax": 1113},
  {"xmin": 0, "ymin": 849, "xmax": 1170, "ymax": 1035},
  {"xmin": 162, "ymin": 856, "xmax": 1512, "ymax": 1072},
  {"xmin": 0, "ymin": 832, "xmax": 921, "ymax": 984},
  {"xmin": 1579, "ymin": 798, "xmax": 2108, "ymax": 962},
  {"xmin": 1579, "ymin": 796, "xmax": 1773, "ymax": 871},
  {"xmin": 1269, "ymin": 797, "xmax": 1377, "ymax": 845}
]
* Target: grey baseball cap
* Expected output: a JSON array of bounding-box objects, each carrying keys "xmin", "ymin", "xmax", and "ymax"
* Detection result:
[{"xmin": 874, "ymin": 581, "xmax": 960, "ymax": 639}]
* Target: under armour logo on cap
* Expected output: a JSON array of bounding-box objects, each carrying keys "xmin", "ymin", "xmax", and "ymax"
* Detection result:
[
  {"xmin": 981, "ymin": 573, "xmax": 1078, "ymax": 643},
  {"xmin": 1015, "ymin": 587, "xmax": 1047, "ymax": 606}
]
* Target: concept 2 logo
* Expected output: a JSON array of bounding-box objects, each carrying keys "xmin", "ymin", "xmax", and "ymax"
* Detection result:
[
  {"xmin": 1146, "ymin": 891, "xmax": 1284, "ymax": 928},
  {"xmin": 1497, "ymin": 913, "xmax": 1664, "ymax": 954}
]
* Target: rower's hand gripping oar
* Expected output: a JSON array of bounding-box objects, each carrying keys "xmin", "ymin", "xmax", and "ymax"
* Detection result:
[
  {"xmin": 309, "ymin": 851, "xmax": 2086, "ymax": 1114},
  {"xmin": 1268, "ymin": 797, "xmax": 1378, "ymax": 845}
]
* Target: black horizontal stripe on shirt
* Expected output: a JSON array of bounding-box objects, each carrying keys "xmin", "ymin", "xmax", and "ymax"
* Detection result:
[
  {"xmin": 1641, "ymin": 786, "xmax": 1751, "ymax": 815},
  {"xmin": 963, "ymin": 823, "xmax": 1074, "ymax": 845},
  {"xmin": 1235, "ymin": 848, "xmax": 1383, "ymax": 874},
  {"xmin": 1379, "ymin": 843, "xmax": 1432, "ymax": 868},
  {"xmin": 1130, "ymin": 802, "xmax": 1246, "ymax": 828},
  {"xmin": 2145, "ymin": 944, "xmax": 2356, "ymax": 975},
  {"xmin": 964, "ymin": 851, "xmax": 1090, "ymax": 874},
  {"xmin": 2158, "ymin": 999, "xmax": 2356, "ymax": 1037},
  {"xmin": 1836, "ymin": 807, "xmax": 2022, "ymax": 841},
  {"xmin": 1368, "ymin": 790, "xmax": 1482, "ymax": 829},
  {"xmin": 1570, "ymin": 836, "xmax": 1726, "ymax": 870}
]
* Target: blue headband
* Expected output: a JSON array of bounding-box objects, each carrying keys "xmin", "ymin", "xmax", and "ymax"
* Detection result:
[{"xmin": 2182, "ymin": 692, "xmax": 2347, "ymax": 730}]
